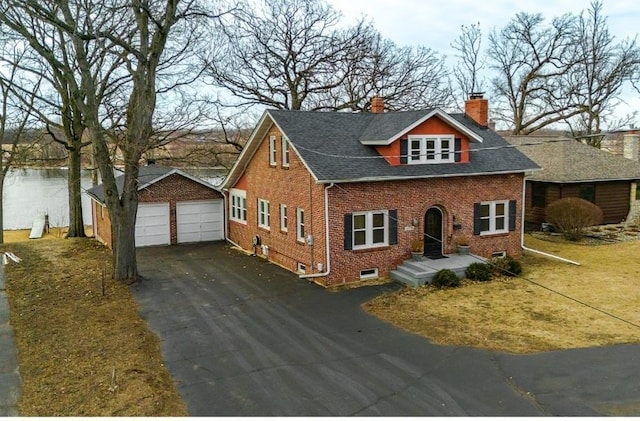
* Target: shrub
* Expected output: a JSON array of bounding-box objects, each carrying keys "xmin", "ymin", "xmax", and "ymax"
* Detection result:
[
  {"xmin": 490, "ymin": 255, "xmax": 522, "ymax": 277},
  {"xmin": 546, "ymin": 197, "xmax": 603, "ymax": 241},
  {"xmin": 431, "ymin": 269, "xmax": 460, "ymax": 288},
  {"xmin": 464, "ymin": 262, "xmax": 492, "ymax": 282}
]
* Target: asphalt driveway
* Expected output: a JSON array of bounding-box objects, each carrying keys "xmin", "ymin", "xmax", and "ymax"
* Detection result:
[{"xmin": 133, "ymin": 242, "xmax": 640, "ymax": 416}]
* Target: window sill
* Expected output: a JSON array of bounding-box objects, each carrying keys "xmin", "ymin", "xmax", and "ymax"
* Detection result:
[
  {"xmin": 350, "ymin": 245, "xmax": 390, "ymax": 253},
  {"xmin": 230, "ymin": 219, "xmax": 247, "ymax": 225},
  {"xmin": 479, "ymin": 231, "xmax": 510, "ymax": 238},
  {"xmin": 258, "ymin": 226, "xmax": 271, "ymax": 232}
]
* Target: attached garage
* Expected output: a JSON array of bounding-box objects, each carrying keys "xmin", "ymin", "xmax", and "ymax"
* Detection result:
[
  {"xmin": 177, "ymin": 200, "xmax": 224, "ymax": 243},
  {"xmin": 136, "ymin": 203, "xmax": 171, "ymax": 246},
  {"xmin": 87, "ymin": 165, "xmax": 225, "ymax": 248}
]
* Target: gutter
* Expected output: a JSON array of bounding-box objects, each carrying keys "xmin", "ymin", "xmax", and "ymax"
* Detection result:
[
  {"xmin": 520, "ymin": 177, "xmax": 581, "ymax": 266},
  {"xmin": 299, "ymin": 183, "xmax": 334, "ymax": 279}
]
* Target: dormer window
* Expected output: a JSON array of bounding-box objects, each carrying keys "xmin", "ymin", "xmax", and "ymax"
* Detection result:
[{"xmin": 408, "ymin": 135, "xmax": 455, "ymax": 164}]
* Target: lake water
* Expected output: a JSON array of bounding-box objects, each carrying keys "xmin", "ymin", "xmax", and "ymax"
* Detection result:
[{"xmin": 2, "ymin": 168, "xmax": 226, "ymax": 230}]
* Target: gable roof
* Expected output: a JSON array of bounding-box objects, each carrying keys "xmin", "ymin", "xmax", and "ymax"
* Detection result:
[
  {"xmin": 86, "ymin": 165, "xmax": 219, "ymax": 204},
  {"xmin": 504, "ymin": 135, "xmax": 640, "ymax": 182},
  {"xmin": 223, "ymin": 109, "xmax": 540, "ymax": 188}
]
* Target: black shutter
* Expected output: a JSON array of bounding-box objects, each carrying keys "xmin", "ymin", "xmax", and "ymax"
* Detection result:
[
  {"xmin": 400, "ymin": 138, "xmax": 408, "ymax": 164},
  {"xmin": 389, "ymin": 209, "xmax": 398, "ymax": 245},
  {"xmin": 509, "ymin": 200, "xmax": 517, "ymax": 231},
  {"xmin": 473, "ymin": 202, "xmax": 482, "ymax": 235},
  {"xmin": 344, "ymin": 213, "xmax": 353, "ymax": 250},
  {"xmin": 454, "ymin": 138, "xmax": 462, "ymax": 162}
]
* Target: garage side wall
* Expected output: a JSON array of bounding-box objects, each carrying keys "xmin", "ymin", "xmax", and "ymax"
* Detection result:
[
  {"xmin": 92, "ymin": 199, "xmax": 113, "ymax": 248},
  {"xmin": 138, "ymin": 174, "xmax": 223, "ymax": 244}
]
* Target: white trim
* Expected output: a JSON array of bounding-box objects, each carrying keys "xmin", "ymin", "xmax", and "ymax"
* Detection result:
[
  {"xmin": 282, "ymin": 136, "xmax": 290, "ymax": 167},
  {"xmin": 408, "ymin": 134, "xmax": 455, "ymax": 164},
  {"xmin": 269, "ymin": 135, "xmax": 277, "ymax": 166},
  {"xmin": 258, "ymin": 198, "xmax": 270, "ymax": 229},
  {"xmin": 280, "ymin": 204, "xmax": 288, "ymax": 232},
  {"xmin": 479, "ymin": 200, "xmax": 509, "ymax": 235},
  {"xmin": 138, "ymin": 168, "xmax": 219, "ymax": 191},
  {"xmin": 360, "ymin": 108, "xmax": 484, "ymax": 146},
  {"xmin": 296, "ymin": 207, "xmax": 305, "ymax": 242},
  {"xmin": 313, "ymin": 170, "xmax": 533, "ymax": 185},
  {"xmin": 359, "ymin": 268, "xmax": 379, "ymax": 280},
  {"xmin": 352, "ymin": 210, "xmax": 388, "ymax": 250},
  {"xmin": 229, "ymin": 188, "xmax": 247, "ymax": 224}
]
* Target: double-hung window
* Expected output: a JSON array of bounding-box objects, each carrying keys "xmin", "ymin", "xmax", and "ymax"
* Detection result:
[
  {"xmin": 296, "ymin": 208, "xmax": 305, "ymax": 242},
  {"xmin": 280, "ymin": 204, "xmax": 288, "ymax": 232},
  {"xmin": 229, "ymin": 189, "xmax": 247, "ymax": 224},
  {"xmin": 258, "ymin": 199, "xmax": 270, "ymax": 229},
  {"xmin": 479, "ymin": 201, "xmax": 508, "ymax": 235},
  {"xmin": 269, "ymin": 135, "xmax": 277, "ymax": 166},
  {"xmin": 352, "ymin": 210, "xmax": 388, "ymax": 249},
  {"xmin": 282, "ymin": 137, "xmax": 290, "ymax": 167},
  {"xmin": 408, "ymin": 135, "xmax": 454, "ymax": 164}
]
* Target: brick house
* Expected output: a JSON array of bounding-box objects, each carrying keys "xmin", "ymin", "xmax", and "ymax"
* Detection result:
[
  {"xmin": 87, "ymin": 165, "xmax": 224, "ymax": 248},
  {"xmin": 221, "ymin": 96, "xmax": 539, "ymax": 286}
]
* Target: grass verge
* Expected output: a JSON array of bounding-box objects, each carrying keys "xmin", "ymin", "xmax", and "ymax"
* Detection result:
[
  {"xmin": 1, "ymin": 237, "xmax": 187, "ymax": 416},
  {"xmin": 364, "ymin": 234, "xmax": 640, "ymax": 354}
]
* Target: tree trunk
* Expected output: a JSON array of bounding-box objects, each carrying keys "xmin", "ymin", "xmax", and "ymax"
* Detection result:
[
  {"xmin": 0, "ymin": 180, "xmax": 4, "ymax": 244},
  {"xmin": 110, "ymin": 196, "xmax": 139, "ymax": 283},
  {"xmin": 66, "ymin": 147, "xmax": 86, "ymax": 238}
]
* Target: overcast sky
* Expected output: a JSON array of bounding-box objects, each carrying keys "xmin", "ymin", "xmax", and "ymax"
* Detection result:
[{"xmin": 327, "ymin": 0, "xmax": 640, "ymax": 120}]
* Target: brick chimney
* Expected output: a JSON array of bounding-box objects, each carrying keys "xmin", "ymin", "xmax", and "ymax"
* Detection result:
[
  {"xmin": 371, "ymin": 96, "xmax": 384, "ymax": 113},
  {"xmin": 465, "ymin": 93, "xmax": 489, "ymax": 127},
  {"xmin": 623, "ymin": 131, "xmax": 639, "ymax": 161}
]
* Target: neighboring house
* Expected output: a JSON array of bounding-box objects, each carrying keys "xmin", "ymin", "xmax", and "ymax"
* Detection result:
[
  {"xmin": 221, "ymin": 95, "xmax": 539, "ymax": 286},
  {"xmin": 86, "ymin": 165, "xmax": 224, "ymax": 248},
  {"xmin": 504, "ymin": 135, "xmax": 640, "ymax": 228}
]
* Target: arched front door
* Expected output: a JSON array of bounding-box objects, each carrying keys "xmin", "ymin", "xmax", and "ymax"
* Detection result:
[{"xmin": 423, "ymin": 207, "xmax": 444, "ymax": 258}]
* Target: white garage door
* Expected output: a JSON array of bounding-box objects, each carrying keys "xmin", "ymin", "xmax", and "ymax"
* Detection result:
[
  {"xmin": 177, "ymin": 200, "xmax": 224, "ymax": 243},
  {"xmin": 135, "ymin": 203, "xmax": 170, "ymax": 247}
]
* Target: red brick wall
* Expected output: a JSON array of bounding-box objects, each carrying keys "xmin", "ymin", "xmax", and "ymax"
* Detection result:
[
  {"xmin": 92, "ymin": 200, "xmax": 112, "ymax": 248},
  {"xmin": 227, "ymin": 125, "xmax": 327, "ymax": 276},
  {"xmin": 94, "ymin": 173, "xmax": 222, "ymax": 248},
  {"xmin": 324, "ymin": 174, "xmax": 524, "ymax": 285}
]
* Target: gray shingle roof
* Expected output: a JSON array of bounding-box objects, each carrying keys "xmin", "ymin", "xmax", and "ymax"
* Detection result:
[
  {"xmin": 86, "ymin": 165, "xmax": 217, "ymax": 203},
  {"xmin": 266, "ymin": 109, "xmax": 539, "ymax": 183},
  {"xmin": 504, "ymin": 136, "xmax": 640, "ymax": 182}
]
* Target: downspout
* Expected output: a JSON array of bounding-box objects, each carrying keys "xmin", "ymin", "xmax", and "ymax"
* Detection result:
[
  {"xmin": 223, "ymin": 188, "xmax": 242, "ymax": 249},
  {"xmin": 519, "ymin": 175, "xmax": 581, "ymax": 266},
  {"xmin": 300, "ymin": 183, "xmax": 334, "ymax": 279}
]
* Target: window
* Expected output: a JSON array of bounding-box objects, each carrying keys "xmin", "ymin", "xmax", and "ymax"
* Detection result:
[
  {"xmin": 531, "ymin": 183, "xmax": 547, "ymax": 208},
  {"xmin": 408, "ymin": 135, "xmax": 455, "ymax": 164},
  {"xmin": 230, "ymin": 189, "xmax": 247, "ymax": 223},
  {"xmin": 269, "ymin": 135, "xmax": 277, "ymax": 166},
  {"xmin": 297, "ymin": 263, "xmax": 306, "ymax": 274},
  {"xmin": 282, "ymin": 137, "xmax": 290, "ymax": 167},
  {"xmin": 360, "ymin": 268, "xmax": 379, "ymax": 280},
  {"xmin": 258, "ymin": 199, "xmax": 270, "ymax": 229},
  {"xmin": 579, "ymin": 183, "xmax": 596, "ymax": 203},
  {"xmin": 280, "ymin": 204, "xmax": 288, "ymax": 232},
  {"xmin": 351, "ymin": 210, "xmax": 388, "ymax": 249},
  {"xmin": 296, "ymin": 208, "xmax": 305, "ymax": 242},
  {"xmin": 478, "ymin": 201, "xmax": 509, "ymax": 235}
]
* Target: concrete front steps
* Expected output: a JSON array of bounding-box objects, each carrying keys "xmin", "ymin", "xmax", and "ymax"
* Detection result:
[{"xmin": 391, "ymin": 254, "xmax": 486, "ymax": 287}]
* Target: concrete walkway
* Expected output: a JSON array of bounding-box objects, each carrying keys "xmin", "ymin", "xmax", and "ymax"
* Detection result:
[{"xmin": 0, "ymin": 261, "xmax": 22, "ymax": 416}]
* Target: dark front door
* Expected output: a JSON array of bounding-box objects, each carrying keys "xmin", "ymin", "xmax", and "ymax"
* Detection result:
[{"xmin": 423, "ymin": 207, "xmax": 444, "ymax": 258}]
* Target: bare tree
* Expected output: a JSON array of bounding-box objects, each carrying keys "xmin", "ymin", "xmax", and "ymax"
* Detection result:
[
  {"xmin": 1, "ymin": 0, "xmax": 217, "ymax": 282},
  {"xmin": 488, "ymin": 12, "xmax": 581, "ymax": 134},
  {"xmin": 0, "ymin": 43, "xmax": 41, "ymax": 243},
  {"xmin": 451, "ymin": 22, "xmax": 485, "ymax": 108},
  {"xmin": 203, "ymin": 0, "xmax": 453, "ymax": 112},
  {"xmin": 563, "ymin": 1, "xmax": 640, "ymax": 145}
]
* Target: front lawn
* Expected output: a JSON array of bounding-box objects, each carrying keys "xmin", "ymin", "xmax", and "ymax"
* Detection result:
[{"xmin": 364, "ymin": 234, "xmax": 640, "ymax": 353}]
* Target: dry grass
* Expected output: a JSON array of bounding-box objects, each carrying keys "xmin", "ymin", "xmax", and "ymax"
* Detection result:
[
  {"xmin": 364, "ymin": 234, "xmax": 640, "ymax": 354},
  {"xmin": 1, "ymin": 236, "xmax": 187, "ymax": 416}
]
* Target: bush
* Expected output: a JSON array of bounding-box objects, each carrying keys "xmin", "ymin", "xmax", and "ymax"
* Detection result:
[
  {"xmin": 546, "ymin": 197, "xmax": 603, "ymax": 241},
  {"xmin": 490, "ymin": 255, "xmax": 522, "ymax": 277},
  {"xmin": 465, "ymin": 262, "xmax": 492, "ymax": 282},
  {"xmin": 431, "ymin": 269, "xmax": 460, "ymax": 288}
]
